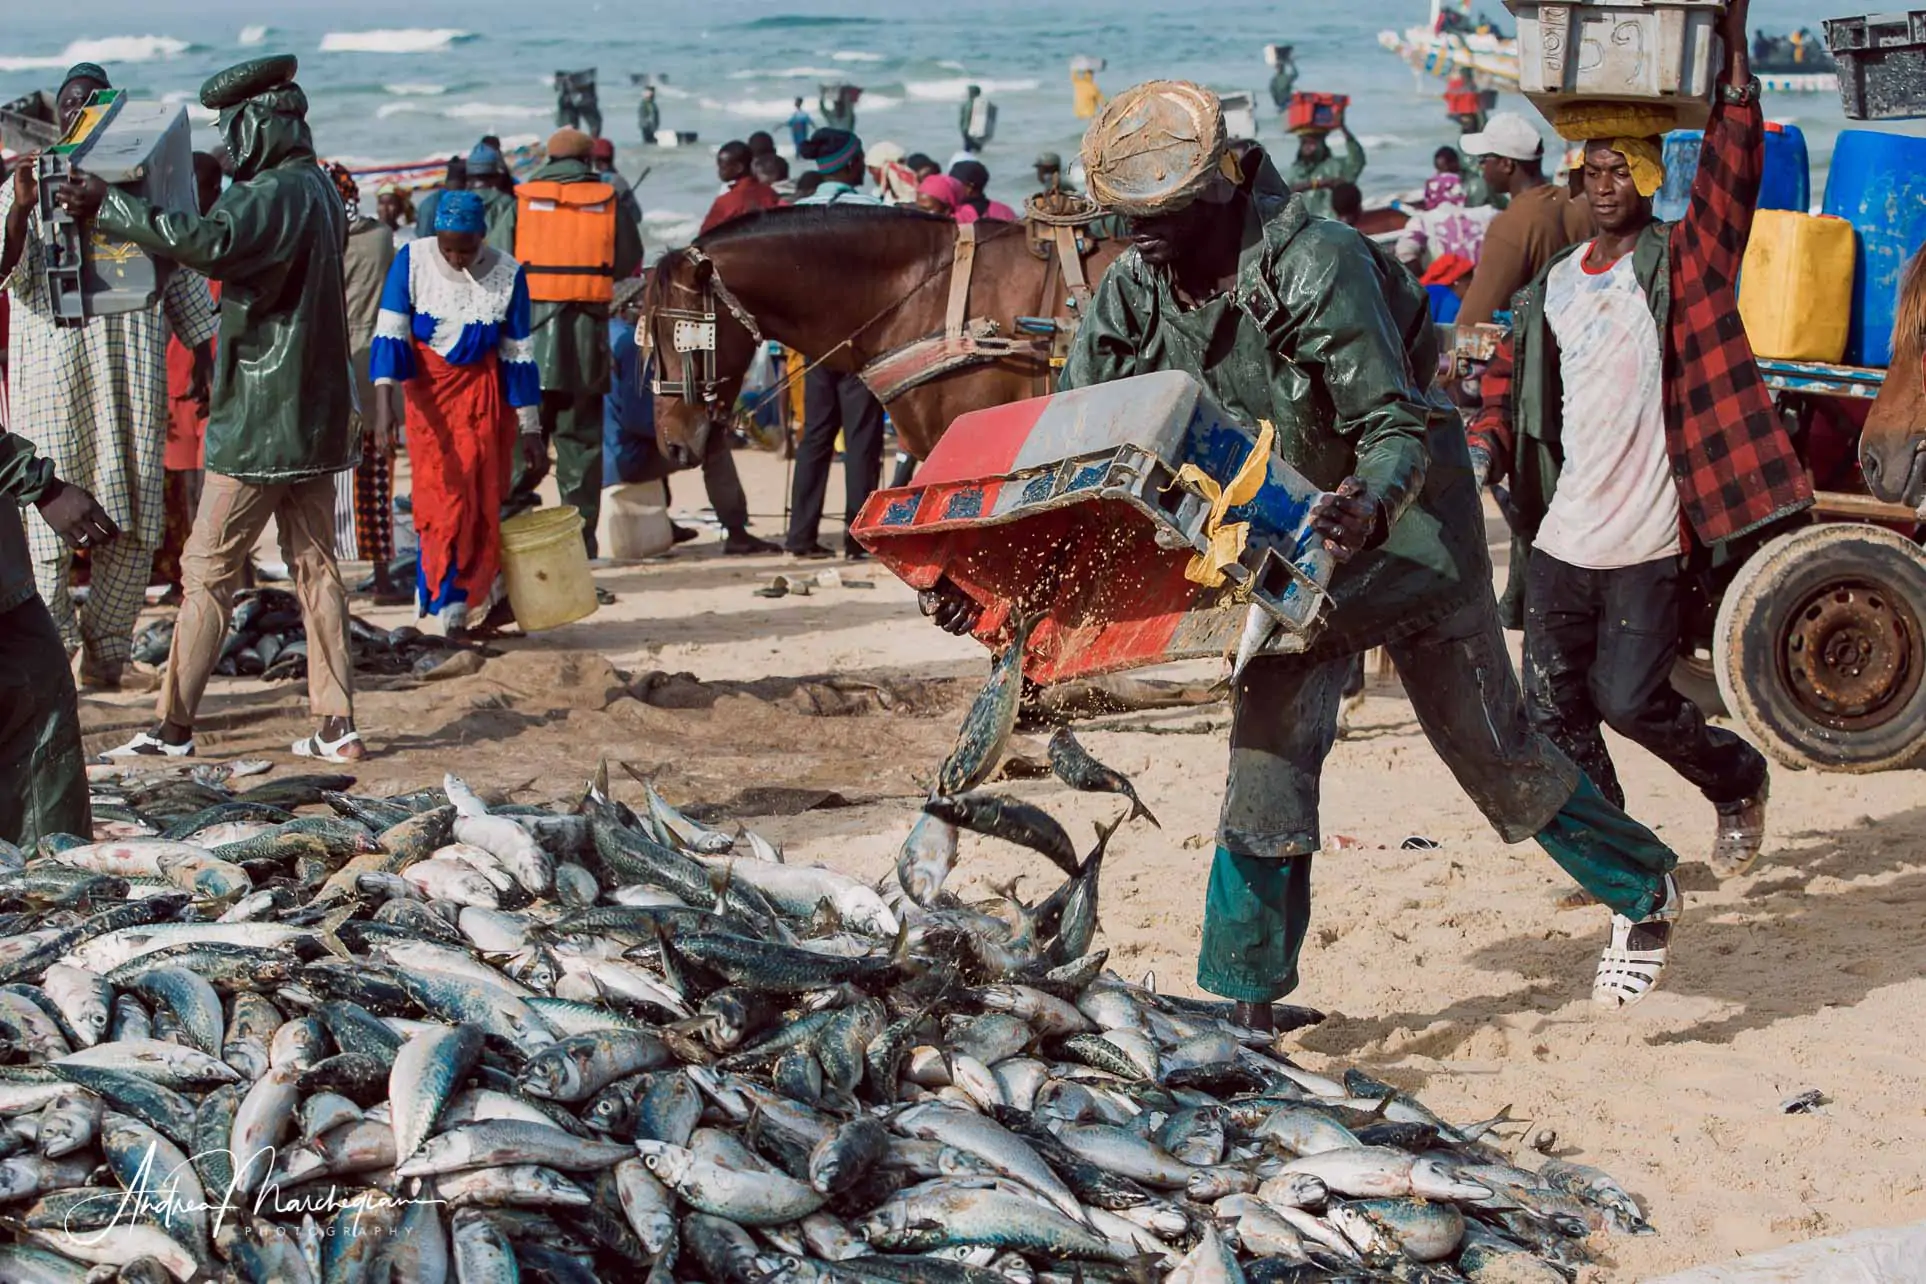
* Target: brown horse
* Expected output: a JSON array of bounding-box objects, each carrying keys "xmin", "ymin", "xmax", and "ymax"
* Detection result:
[
  {"xmin": 641, "ymin": 205, "xmax": 1126, "ymax": 464},
  {"xmin": 1861, "ymin": 243, "xmax": 1926, "ymax": 509}
]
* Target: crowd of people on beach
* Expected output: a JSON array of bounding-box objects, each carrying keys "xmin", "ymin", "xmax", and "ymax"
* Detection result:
[{"xmin": 0, "ymin": 0, "xmax": 1821, "ymax": 1016}]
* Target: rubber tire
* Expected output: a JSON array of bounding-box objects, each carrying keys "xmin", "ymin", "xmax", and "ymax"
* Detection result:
[
  {"xmin": 1714, "ymin": 524, "xmax": 1926, "ymax": 773},
  {"xmin": 1670, "ymin": 653, "xmax": 1727, "ymax": 719}
]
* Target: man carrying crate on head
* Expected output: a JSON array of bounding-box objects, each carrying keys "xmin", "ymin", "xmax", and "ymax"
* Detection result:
[
  {"xmin": 1471, "ymin": 0, "xmax": 1805, "ymax": 884},
  {"xmin": 921, "ymin": 79, "xmax": 1689, "ymax": 1018}
]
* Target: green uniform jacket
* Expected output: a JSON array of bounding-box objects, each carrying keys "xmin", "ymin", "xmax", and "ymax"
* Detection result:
[
  {"xmin": 495, "ymin": 158, "xmax": 644, "ymax": 396},
  {"xmin": 477, "ymin": 186, "xmax": 517, "ymax": 254},
  {"xmin": 1059, "ymin": 162, "xmax": 1490, "ymax": 660},
  {"xmin": 96, "ymin": 90, "xmax": 352, "ymax": 484},
  {"xmin": 638, "ymin": 99, "xmax": 661, "ymax": 135},
  {"xmin": 0, "ymin": 432, "xmax": 58, "ymax": 613},
  {"xmin": 1284, "ymin": 127, "xmax": 1366, "ymax": 219}
]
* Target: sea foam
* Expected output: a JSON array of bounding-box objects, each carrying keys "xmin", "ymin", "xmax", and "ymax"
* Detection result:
[
  {"xmin": 320, "ymin": 30, "xmax": 472, "ymax": 55},
  {"xmin": 0, "ymin": 35, "xmax": 192, "ymax": 73}
]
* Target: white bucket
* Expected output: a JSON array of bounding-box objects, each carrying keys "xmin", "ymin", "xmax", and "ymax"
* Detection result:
[{"xmin": 600, "ymin": 480, "xmax": 675, "ymax": 561}]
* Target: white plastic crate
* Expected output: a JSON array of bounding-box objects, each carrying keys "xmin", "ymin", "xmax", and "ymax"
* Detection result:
[{"xmin": 1509, "ymin": 0, "xmax": 1726, "ymax": 125}]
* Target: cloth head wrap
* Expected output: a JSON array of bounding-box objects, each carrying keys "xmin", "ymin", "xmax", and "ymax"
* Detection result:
[
  {"xmin": 867, "ymin": 140, "xmax": 906, "ymax": 167},
  {"xmin": 1578, "ymin": 137, "xmax": 1666, "ymax": 199},
  {"xmin": 325, "ymin": 162, "xmax": 360, "ymax": 208},
  {"xmin": 1424, "ymin": 173, "xmax": 1466, "ymax": 211},
  {"xmin": 546, "ymin": 128, "xmax": 594, "ymax": 160},
  {"xmin": 1081, "ymin": 80, "xmax": 1228, "ymax": 217},
  {"xmin": 917, "ymin": 174, "xmax": 964, "ymax": 210},
  {"xmin": 805, "ymin": 129, "xmax": 862, "ymax": 174},
  {"xmin": 1035, "ymin": 150, "xmax": 1063, "ymax": 171},
  {"xmin": 434, "ymin": 189, "xmax": 488, "ymax": 235},
  {"xmin": 948, "ymin": 158, "xmax": 990, "ymax": 191},
  {"xmin": 60, "ymin": 62, "xmax": 110, "ymax": 95},
  {"xmin": 467, "ymin": 142, "xmax": 505, "ymax": 174},
  {"xmin": 590, "ymin": 137, "xmax": 614, "ymax": 162}
]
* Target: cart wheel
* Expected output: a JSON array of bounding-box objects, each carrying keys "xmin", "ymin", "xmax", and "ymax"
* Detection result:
[
  {"xmin": 1670, "ymin": 652, "xmax": 1726, "ymax": 718},
  {"xmin": 1714, "ymin": 524, "xmax": 1926, "ymax": 773}
]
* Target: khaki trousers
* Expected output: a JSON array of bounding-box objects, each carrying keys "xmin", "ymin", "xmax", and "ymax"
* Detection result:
[{"xmin": 158, "ymin": 473, "xmax": 353, "ymax": 728}]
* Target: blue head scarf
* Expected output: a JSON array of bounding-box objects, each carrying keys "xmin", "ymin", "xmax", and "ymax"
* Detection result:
[
  {"xmin": 467, "ymin": 142, "xmax": 505, "ymax": 175},
  {"xmin": 434, "ymin": 189, "xmax": 487, "ymax": 236}
]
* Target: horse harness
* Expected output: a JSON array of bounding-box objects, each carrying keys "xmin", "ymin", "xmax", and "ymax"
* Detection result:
[
  {"xmin": 645, "ymin": 209, "xmax": 1107, "ymax": 410},
  {"xmin": 642, "ymin": 245, "xmax": 764, "ymax": 406}
]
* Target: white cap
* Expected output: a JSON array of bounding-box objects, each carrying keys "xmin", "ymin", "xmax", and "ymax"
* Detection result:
[{"xmin": 1460, "ymin": 111, "xmax": 1545, "ymax": 162}]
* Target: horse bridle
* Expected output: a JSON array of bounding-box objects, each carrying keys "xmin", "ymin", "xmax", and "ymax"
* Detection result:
[{"xmin": 641, "ymin": 246, "xmax": 763, "ymax": 406}]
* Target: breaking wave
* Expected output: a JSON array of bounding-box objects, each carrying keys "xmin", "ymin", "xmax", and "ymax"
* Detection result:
[
  {"xmin": 377, "ymin": 100, "xmax": 549, "ymax": 121},
  {"xmin": 727, "ymin": 67, "xmax": 843, "ymax": 80},
  {"xmin": 0, "ymin": 34, "xmax": 194, "ymax": 72},
  {"xmin": 238, "ymin": 25, "xmax": 270, "ymax": 47},
  {"xmin": 832, "ymin": 51, "xmax": 885, "ymax": 62},
  {"xmin": 384, "ymin": 83, "xmax": 449, "ymax": 96},
  {"xmin": 319, "ymin": 30, "xmax": 475, "ymax": 55}
]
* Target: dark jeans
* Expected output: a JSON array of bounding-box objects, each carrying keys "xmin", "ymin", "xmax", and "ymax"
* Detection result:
[
  {"xmin": 510, "ymin": 390, "xmax": 607, "ymax": 558},
  {"xmin": 0, "ymin": 596, "xmax": 89, "ymax": 849},
  {"xmin": 1524, "ymin": 551, "xmax": 1766, "ymax": 811},
  {"xmin": 786, "ymin": 368, "xmax": 884, "ymax": 555},
  {"xmin": 702, "ymin": 422, "xmax": 752, "ymax": 536},
  {"xmin": 1198, "ymin": 596, "xmax": 1677, "ymax": 1002}
]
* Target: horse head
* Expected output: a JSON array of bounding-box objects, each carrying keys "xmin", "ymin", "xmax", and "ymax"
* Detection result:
[
  {"xmin": 1861, "ymin": 242, "xmax": 1926, "ymax": 509},
  {"xmin": 640, "ymin": 245, "xmax": 765, "ymax": 468}
]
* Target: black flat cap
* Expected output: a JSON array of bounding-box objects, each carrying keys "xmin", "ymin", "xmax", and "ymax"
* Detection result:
[{"xmin": 200, "ymin": 55, "xmax": 299, "ymax": 110}]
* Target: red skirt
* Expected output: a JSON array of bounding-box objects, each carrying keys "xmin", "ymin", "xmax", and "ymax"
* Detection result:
[{"xmin": 406, "ymin": 345, "xmax": 515, "ymax": 620}]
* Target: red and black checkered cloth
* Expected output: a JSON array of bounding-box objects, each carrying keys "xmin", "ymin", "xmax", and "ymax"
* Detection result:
[{"xmin": 1472, "ymin": 92, "xmax": 1812, "ymax": 546}]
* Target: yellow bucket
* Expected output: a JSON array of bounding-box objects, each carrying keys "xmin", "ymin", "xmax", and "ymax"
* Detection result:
[{"xmin": 500, "ymin": 507, "xmax": 597, "ymax": 632}]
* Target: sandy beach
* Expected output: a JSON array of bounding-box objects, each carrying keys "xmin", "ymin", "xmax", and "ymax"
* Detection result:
[{"xmin": 81, "ymin": 444, "xmax": 1926, "ymax": 1280}]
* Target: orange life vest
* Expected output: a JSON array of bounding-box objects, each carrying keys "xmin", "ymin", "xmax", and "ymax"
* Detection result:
[{"xmin": 514, "ymin": 179, "xmax": 618, "ymax": 304}]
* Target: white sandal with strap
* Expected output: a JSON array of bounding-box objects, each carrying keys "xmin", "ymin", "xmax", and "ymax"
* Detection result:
[
  {"xmin": 104, "ymin": 731, "xmax": 195, "ymax": 758},
  {"xmin": 291, "ymin": 730, "xmax": 365, "ymax": 764},
  {"xmin": 1593, "ymin": 874, "xmax": 1682, "ymax": 1011}
]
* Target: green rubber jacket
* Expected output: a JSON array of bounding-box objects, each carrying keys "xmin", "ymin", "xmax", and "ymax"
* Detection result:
[
  {"xmin": 1284, "ymin": 127, "xmax": 1366, "ymax": 219},
  {"xmin": 0, "ymin": 431, "xmax": 57, "ymax": 614},
  {"xmin": 493, "ymin": 157, "xmax": 644, "ymax": 396},
  {"xmin": 1059, "ymin": 159, "xmax": 1490, "ymax": 660},
  {"xmin": 94, "ymin": 85, "xmax": 352, "ymax": 484}
]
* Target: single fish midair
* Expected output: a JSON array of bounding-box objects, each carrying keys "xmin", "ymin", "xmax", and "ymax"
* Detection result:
[
  {"xmin": 936, "ymin": 613, "xmax": 1036, "ymax": 797},
  {"xmin": 1046, "ymin": 727, "xmax": 1160, "ymax": 828},
  {"xmin": 923, "ymin": 791, "xmax": 1079, "ymax": 878}
]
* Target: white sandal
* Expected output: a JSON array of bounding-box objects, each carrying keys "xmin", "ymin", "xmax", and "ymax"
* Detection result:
[
  {"xmin": 1593, "ymin": 874, "xmax": 1682, "ymax": 1011},
  {"xmin": 291, "ymin": 730, "xmax": 365, "ymax": 764},
  {"xmin": 104, "ymin": 731, "xmax": 195, "ymax": 758}
]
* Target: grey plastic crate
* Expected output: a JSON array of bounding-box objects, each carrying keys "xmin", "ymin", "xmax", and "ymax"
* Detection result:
[{"xmin": 1825, "ymin": 10, "xmax": 1926, "ymax": 120}]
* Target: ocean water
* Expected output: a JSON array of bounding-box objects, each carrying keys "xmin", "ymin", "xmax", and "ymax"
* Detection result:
[{"xmin": 0, "ymin": 0, "xmax": 1902, "ymax": 254}]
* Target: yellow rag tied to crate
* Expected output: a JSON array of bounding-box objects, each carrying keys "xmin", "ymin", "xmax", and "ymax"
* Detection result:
[{"xmin": 1167, "ymin": 419, "xmax": 1275, "ymax": 587}]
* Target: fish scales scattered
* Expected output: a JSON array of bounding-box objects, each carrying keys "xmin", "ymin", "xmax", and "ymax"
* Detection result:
[{"xmin": 6, "ymin": 706, "xmax": 1651, "ymax": 1281}]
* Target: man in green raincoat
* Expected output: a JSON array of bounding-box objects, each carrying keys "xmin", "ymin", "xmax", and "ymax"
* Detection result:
[
  {"xmin": 496, "ymin": 127, "xmax": 644, "ymax": 557},
  {"xmin": 922, "ymin": 81, "xmax": 1684, "ymax": 1019},
  {"xmin": 60, "ymin": 55, "xmax": 368, "ymax": 764},
  {"xmin": 0, "ymin": 430, "xmax": 117, "ymax": 848},
  {"xmin": 1285, "ymin": 121, "xmax": 1366, "ymax": 219}
]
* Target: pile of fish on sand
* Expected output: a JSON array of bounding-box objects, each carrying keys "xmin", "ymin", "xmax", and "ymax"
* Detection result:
[
  {"xmin": 0, "ymin": 639, "xmax": 1653, "ymax": 1283},
  {"xmin": 129, "ymin": 588, "xmax": 493, "ymax": 684}
]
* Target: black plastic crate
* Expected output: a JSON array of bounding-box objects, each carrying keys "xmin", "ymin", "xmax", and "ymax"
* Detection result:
[{"xmin": 1826, "ymin": 9, "xmax": 1926, "ymax": 119}]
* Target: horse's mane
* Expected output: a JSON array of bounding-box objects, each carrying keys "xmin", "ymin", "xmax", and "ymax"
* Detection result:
[{"xmin": 1895, "ymin": 241, "xmax": 1926, "ymax": 366}]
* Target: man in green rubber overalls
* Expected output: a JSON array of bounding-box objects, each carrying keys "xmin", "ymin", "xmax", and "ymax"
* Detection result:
[{"xmin": 920, "ymin": 81, "xmax": 1687, "ymax": 1021}]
